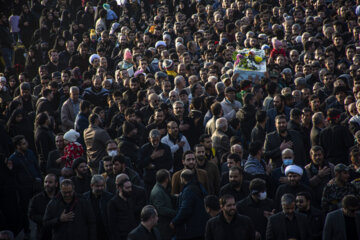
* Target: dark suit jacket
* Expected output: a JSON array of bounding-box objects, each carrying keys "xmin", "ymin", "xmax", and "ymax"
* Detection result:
[
  {"xmin": 266, "ymin": 212, "xmax": 311, "ymax": 240},
  {"xmin": 323, "ymin": 209, "xmax": 360, "ymax": 240},
  {"xmin": 310, "ymin": 126, "xmax": 322, "ymax": 147},
  {"xmin": 127, "ymin": 224, "xmax": 161, "ymax": 240},
  {"xmin": 264, "ymin": 130, "xmax": 306, "ymax": 167}
]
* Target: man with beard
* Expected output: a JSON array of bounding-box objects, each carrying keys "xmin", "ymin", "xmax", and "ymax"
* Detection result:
[
  {"xmin": 195, "ymin": 144, "xmax": 220, "ymax": 195},
  {"xmin": 82, "ymin": 75, "xmax": 109, "ymax": 109},
  {"xmin": 59, "ymin": 40, "xmax": 75, "ymax": 68},
  {"xmin": 127, "ymin": 205, "xmax": 161, "ymax": 240},
  {"xmin": 304, "ymin": 146, "xmax": 334, "ymax": 207},
  {"xmin": 13, "ymin": 82, "xmax": 37, "ymax": 115},
  {"xmin": 29, "ymin": 174, "xmax": 58, "ymax": 240},
  {"xmin": 84, "ymin": 113, "xmax": 111, "ymax": 174},
  {"xmin": 71, "ymin": 157, "xmax": 91, "ymax": 194},
  {"xmin": 140, "ymin": 93, "xmax": 160, "ymax": 125},
  {"xmin": 47, "ymin": 133, "xmax": 65, "ymax": 175},
  {"xmin": 295, "ymin": 192, "xmax": 323, "ymax": 240},
  {"xmin": 171, "ymin": 150, "xmax": 209, "ymax": 195},
  {"xmin": 83, "ymin": 175, "xmax": 113, "ymax": 240},
  {"xmin": 205, "ymin": 194, "xmax": 255, "ymax": 240},
  {"xmin": 146, "ymin": 108, "xmax": 168, "ymax": 138},
  {"xmin": 43, "ymin": 179, "xmax": 96, "ymax": 240},
  {"xmin": 123, "ymin": 77, "xmax": 140, "ymax": 105},
  {"xmin": 108, "ymin": 178, "xmax": 137, "ymax": 240},
  {"xmin": 266, "ymin": 194, "xmax": 311, "ymax": 240},
  {"xmin": 138, "ymin": 129, "xmax": 173, "ymax": 196},
  {"xmin": 266, "ymin": 95, "xmax": 291, "ymax": 132},
  {"xmin": 264, "ymin": 115, "xmax": 306, "ymax": 168},
  {"xmin": 220, "ymin": 166, "xmax": 249, "ymax": 202},
  {"xmin": 149, "ymin": 169, "xmax": 176, "ymax": 240},
  {"xmin": 45, "ymin": 49, "xmax": 66, "ymax": 74},
  {"xmin": 106, "ymin": 154, "xmax": 143, "ymax": 194},
  {"xmin": 69, "ymin": 43, "xmax": 90, "ymax": 73},
  {"xmin": 199, "ymin": 134, "xmax": 219, "ymax": 166},
  {"xmin": 161, "ymin": 121, "xmax": 191, "ymax": 172},
  {"xmin": 274, "ymin": 165, "xmax": 312, "ymax": 211}
]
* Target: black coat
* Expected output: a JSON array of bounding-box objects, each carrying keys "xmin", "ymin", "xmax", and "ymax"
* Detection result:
[
  {"xmin": 138, "ymin": 142, "xmax": 173, "ymax": 186},
  {"xmin": 107, "ymin": 195, "xmax": 137, "ymax": 240},
  {"xmin": 43, "ymin": 194, "xmax": 96, "ymax": 240},
  {"xmin": 266, "ymin": 212, "xmax": 311, "ymax": 240},
  {"xmin": 237, "ymin": 195, "xmax": 274, "ymax": 239},
  {"xmin": 274, "ymin": 183, "xmax": 312, "ymax": 211},
  {"xmin": 236, "ymin": 104, "xmax": 257, "ymax": 143},
  {"xmin": 296, "ymin": 207, "xmax": 323, "ymax": 240},
  {"xmin": 28, "ymin": 191, "xmax": 54, "ymax": 240},
  {"xmin": 319, "ymin": 123, "xmax": 354, "ymax": 165},
  {"xmin": 205, "ymin": 212, "xmax": 255, "ymax": 240},
  {"xmin": 323, "ymin": 209, "xmax": 360, "ymax": 240},
  {"xmin": 83, "ymin": 191, "xmax": 113, "ymax": 240},
  {"xmin": 220, "ymin": 182, "xmax": 249, "ymax": 202},
  {"xmin": 71, "ymin": 175, "xmax": 91, "ymax": 194},
  {"xmin": 35, "ymin": 126, "xmax": 56, "ymax": 167},
  {"xmin": 127, "ymin": 224, "xmax": 161, "ymax": 240},
  {"xmin": 264, "ymin": 130, "xmax": 306, "ymax": 167}
]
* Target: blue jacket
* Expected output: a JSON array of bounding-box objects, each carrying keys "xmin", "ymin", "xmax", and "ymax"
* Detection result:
[
  {"xmin": 172, "ymin": 181, "xmax": 209, "ymax": 239},
  {"xmin": 75, "ymin": 112, "xmax": 89, "ymax": 146},
  {"xmin": 9, "ymin": 149, "xmax": 41, "ymax": 187},
  {"xmin": 244, "ymin": 155, "xmax": 266, "ymax": 175}
]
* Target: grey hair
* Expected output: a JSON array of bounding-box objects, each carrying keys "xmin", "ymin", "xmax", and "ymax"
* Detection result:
[
  {"xmin": 215, "ymin": 117, "xmax": 227, "ymax": 130},
  {"xmin": 70, "ymin": 86, "xmax": 79, "ymax": 93},
  {"xmin": 173, "ymin": 100, "xmax": 184, "ymax": 108},
  {"xmin": 281, "ymin": 193, "xmax": 295, "ymax": 205},
  {"xmin": 281, "ymin": 148, "xmax": 294, "ymax": 157},
  {"xmin": 115, "ymin": 173, "xmax": 129, "ymax": 185},
  {"xmin": 149, "ymin": 129, "xmax": 161, "ymax": 138},
  {"xmin": 91, "ymin": 174, "xmax": 105, "ymax": 185},
  {"xmin": 174, "ymin": 75, "xmax": 185, "ymax": 86},
  {"xmin": 215, "ymin": 82, "xmax": 225, "ymax": 92},
  {"xmin": 312, "ymin": 112, "xmax": 324, "ymax": 125}
]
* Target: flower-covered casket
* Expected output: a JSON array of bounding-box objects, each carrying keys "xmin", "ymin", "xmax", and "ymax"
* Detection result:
[{"xmin": 233, "ymin": 48, "xmax": 266, "ymax": 82}]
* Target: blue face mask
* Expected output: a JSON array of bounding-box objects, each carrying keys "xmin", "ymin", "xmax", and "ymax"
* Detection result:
[{"xmin": 283, "ymin": 159, "xmax": 293, "ymax": 166}]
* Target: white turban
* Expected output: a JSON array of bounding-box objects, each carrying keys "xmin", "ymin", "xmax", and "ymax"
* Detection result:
[
  {"xmin": 155, "ymin": 41, "xmax": 166, "ymax": 49},
  {"xmin": 285, "ymin": 165, "xmax": 303, "ymax": 176},
  {"xmin": 89, "ymin": 54, "xmax": 100, "ymax": 64}
]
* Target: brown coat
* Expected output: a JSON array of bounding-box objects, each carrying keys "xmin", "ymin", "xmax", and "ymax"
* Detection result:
[
  {"xmin": 84, "ymin": 125, "xmax": 111, "ymax": 172},
  {"xmin": 171, "ymin": 168, "xmax": 209, "ymax": 194},
  {"xmin": 61, "ymin": 98, "xmax": 82, "ymax": 132}
]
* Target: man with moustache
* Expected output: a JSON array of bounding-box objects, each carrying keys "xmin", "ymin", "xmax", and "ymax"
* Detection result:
[
  {"xmin": 83, "ymin": 175, "xmax": 113, "ymax": 240},
  {"xmin": 108, "ymin": 178, "xmax": 137, "ymax": 240},
  {"xmin": 205, "ymin": 194, "xmax": 255, "ymax": 240},
  {"xmin": 171, "ymin": 150, "xmax": 209, "ymax": 195},
  {"xmin": 220, "ymin": 166, "xmax": 249, "ymax": 202},
  {"xmin": 195, "ymin": 144, "xmax": 220, "ymax": 195},
  {"xmin": 71, "ymin": 157, "xmax": 91, "ymax": 194},
  {"xmin": 29, "ymin": 174, "xmax": 58, "ymax": 240},
  {"xmin": 43, "ymin": 179, "xmax": 96, "ymax": 240}
]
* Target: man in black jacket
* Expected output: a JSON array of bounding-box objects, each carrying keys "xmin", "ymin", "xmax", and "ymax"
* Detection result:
[
  {"xmin": 43, "ymin": 179, "xmax": 96, "ymax": 240},
  {"xmin": 319, "ymin": 108, "xmax": 354, "ymax": 165},
  {"xmin": 205, "ymin": 194, "xmax": 255, "ymax": 240},
  {"xmin": 71, "ymin": 157, "xmax": 91, "ymax": 194},
  {"xmin": 236, "ymin": 93, "xmax": 257, "ymax": 144},
  {"xmin": 295, "ymin": 192, "xmax": 323, "ymax": 240},
  {"xmin": 127, "ymin": 205, "xmax": 161, "ymax": 240},
  {"xmin": 107, "ymin": 178, "xmax": 137, "ymax": 240},
  {"xmin": 220, "ymin": 166, "xmax": 249, "ymax": 202},
  {"xmin": 264, "ymin": 115, "xmax": 306, "ymax": 168},
  {"xmin": 266, "ymin": 193, "xmax": 311, "ymax": 240},
  {"xmin": 237, "ymin": 178, "xmax": 275, "ymax": 239},
  {"xmin": 83, "ymin": 174, "xmax": 113, "ymax": 240},
  {"xmin": 29, "ymin": 173, "xmax": 58, "ymax": 240},
  {"xmin": 138, "ymin": 129, "xmax": 173, "ymax": 196}
]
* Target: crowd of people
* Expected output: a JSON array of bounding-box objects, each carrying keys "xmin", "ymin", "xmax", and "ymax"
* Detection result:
[{"xmin": 2, "ymin": 0, "xmax": 360, "ymax": 239}]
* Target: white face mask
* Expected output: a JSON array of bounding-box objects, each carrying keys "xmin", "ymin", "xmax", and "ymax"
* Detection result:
[
  {"xmin": 108, "ymin": 150, "xmax": 118, "ymax": 157},
  {"xmin": 258, "ymin": 191, "xmax": 267, "ymax": 200}
]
